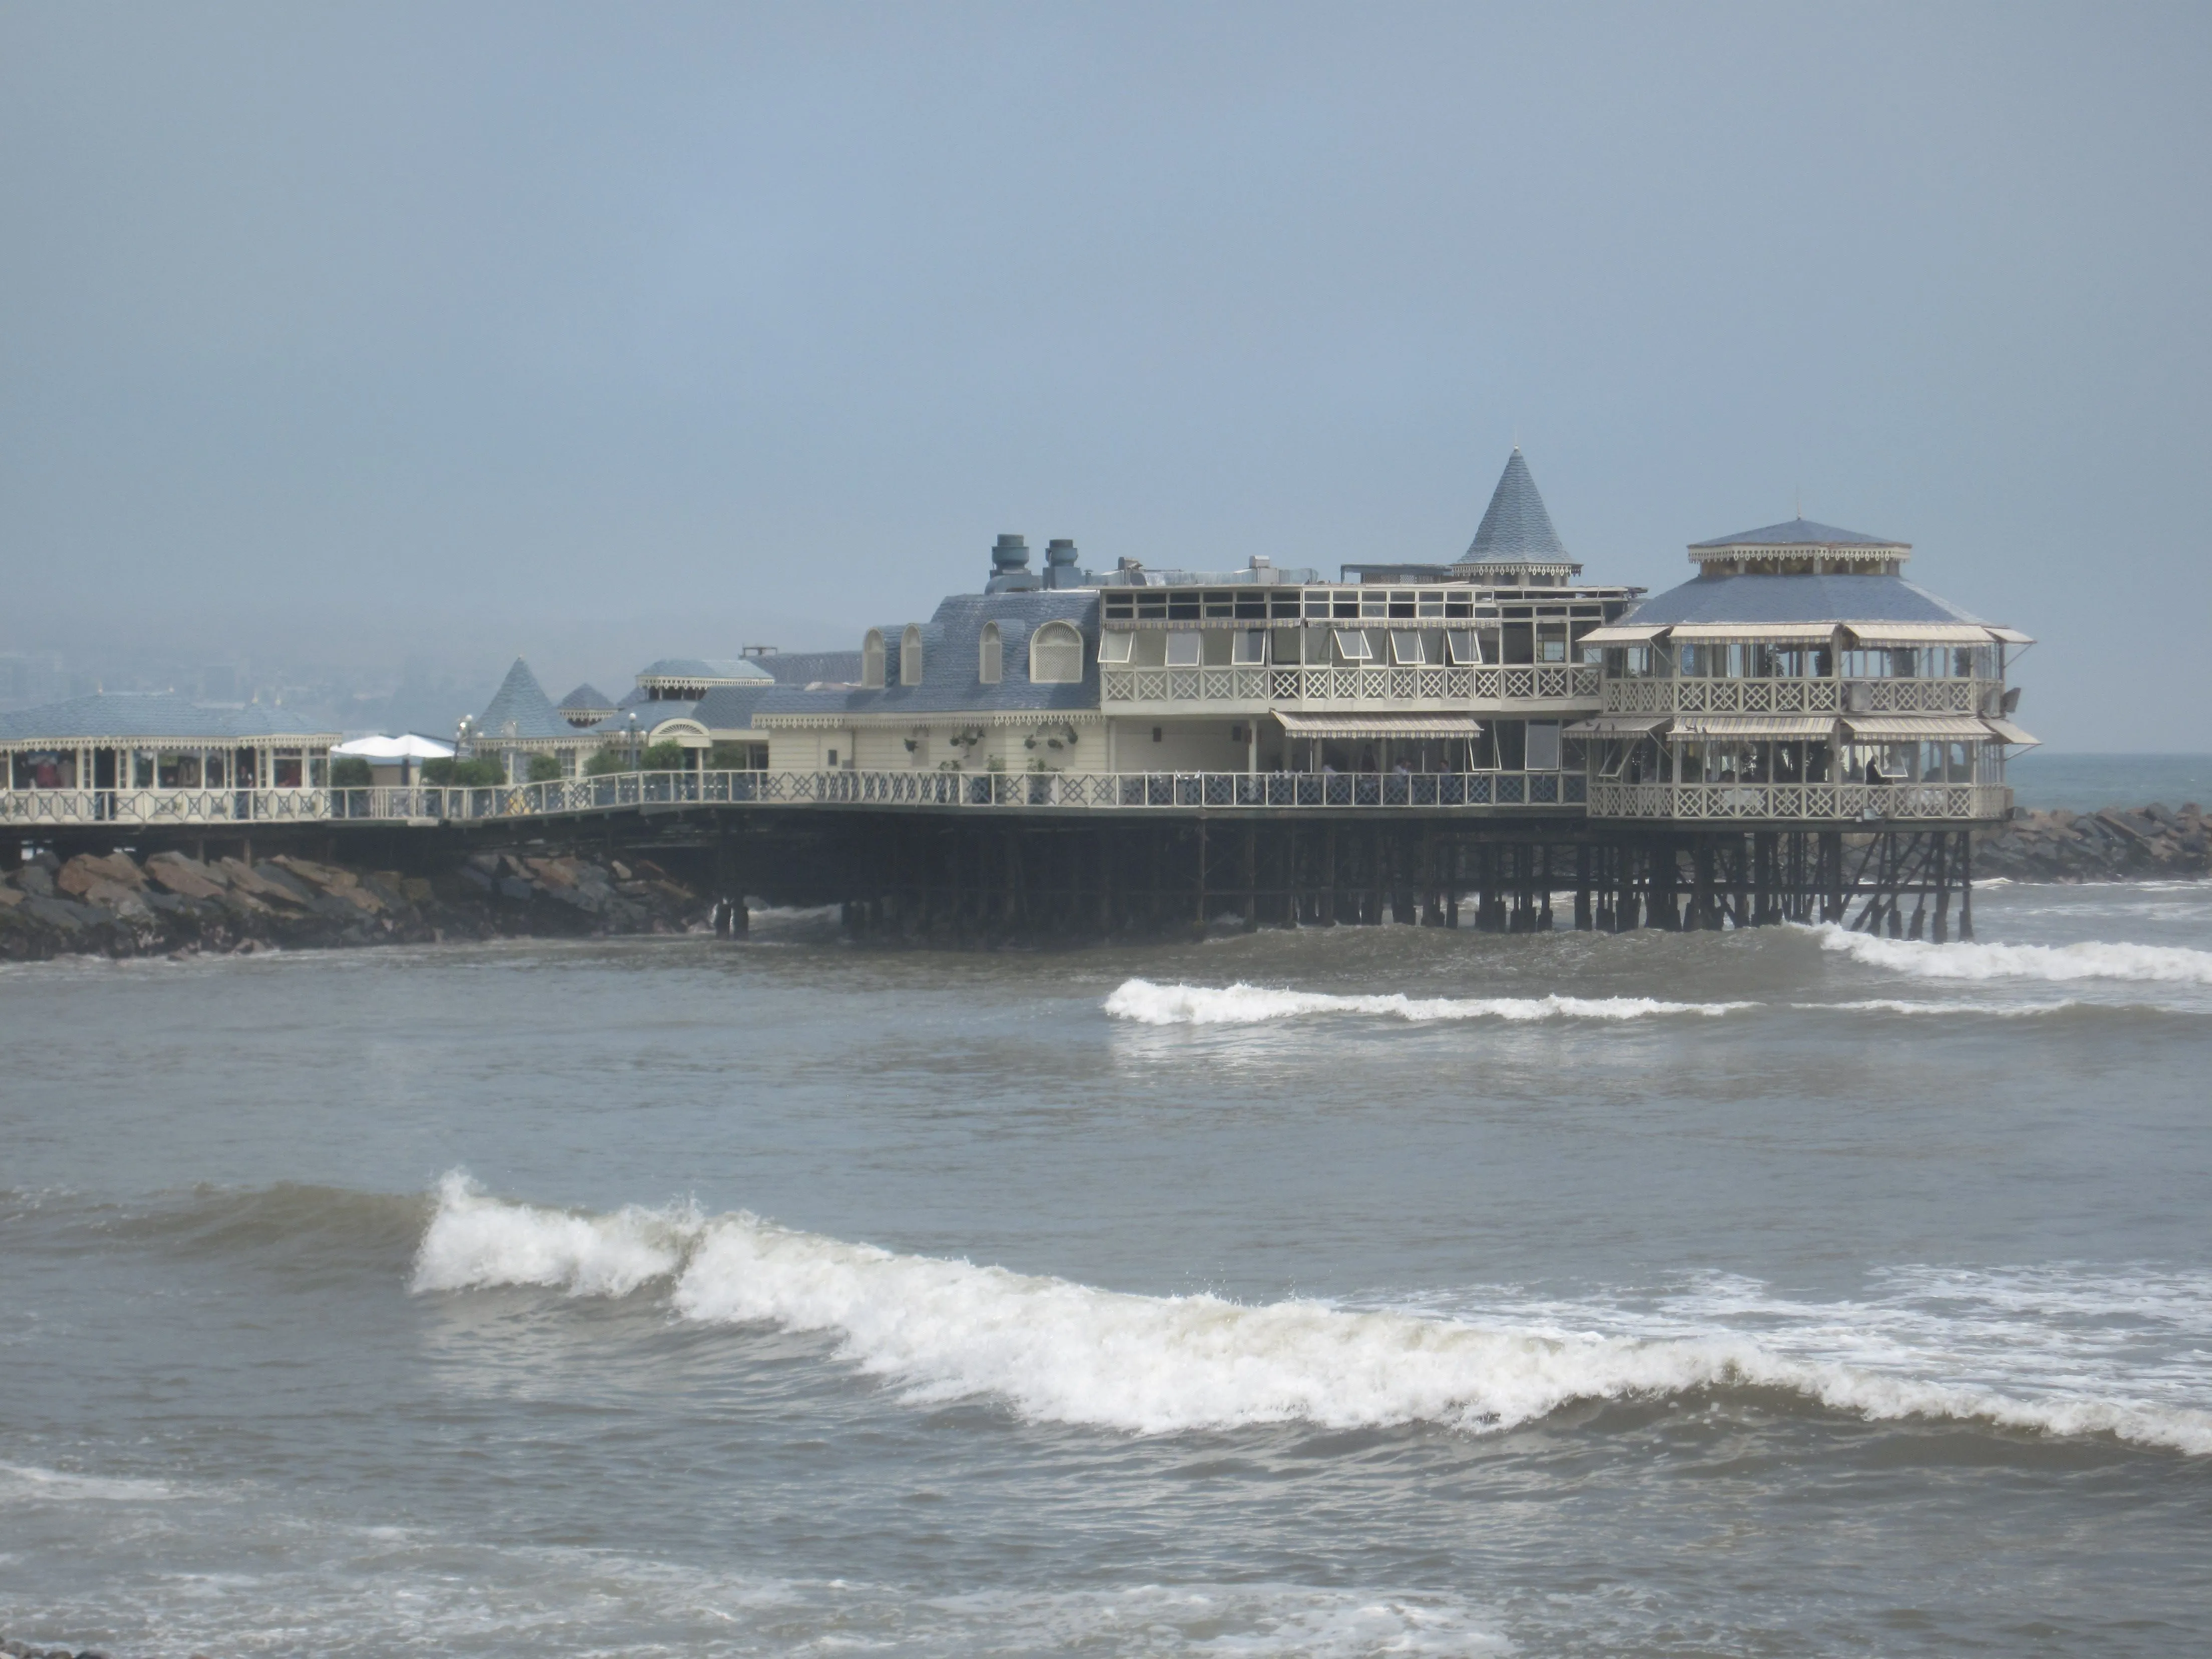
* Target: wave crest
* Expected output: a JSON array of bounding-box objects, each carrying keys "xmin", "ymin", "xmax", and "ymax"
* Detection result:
[
  {"xmin": 412, "ymin": 1177, "xmax": 2212, "ymax": 1455},
  {"xmin": 1814, "ymin": 924, "xmax": 2212, "ymax": 986},
  {"xmin": 1103, "ymin": 979, "xmax": 1753, "ymax": 1026}
]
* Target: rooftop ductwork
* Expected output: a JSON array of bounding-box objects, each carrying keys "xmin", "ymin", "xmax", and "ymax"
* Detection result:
[{"xmin": 987, "ymin": 533, "xmax": 1039, "ymax": 593}]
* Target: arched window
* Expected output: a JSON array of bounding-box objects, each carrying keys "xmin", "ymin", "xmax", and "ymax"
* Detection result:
[
  {"xmin": 978, "ymin": 621, "xmax": 1003, "ymax": 684},
  {"xmin": 862, "ymin": 630, "xmax": 886, "ymax": 690},
  {"xmin": 1029, "ymin": 620, "xmax": 1084, "ymax": 684},
  {"xmin": 901, "ymin": 624, "xmax": 925, "ymax": 686}
]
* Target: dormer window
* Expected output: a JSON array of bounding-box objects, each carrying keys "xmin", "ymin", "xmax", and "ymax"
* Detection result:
[
  {"xmin": 1029, "ymin": 621, "xmax": 1084, "ymax": 683},
  {"xmin": 862, "ymin": 630, "xmax": 886, "ymax": 690},
  {"xmin": 979, "ymin": 621, "xmax": 1003, "ymax": 684},
  {"xmin": 901, "ymin": 624, "xmax": 924, "ymax": 686}
]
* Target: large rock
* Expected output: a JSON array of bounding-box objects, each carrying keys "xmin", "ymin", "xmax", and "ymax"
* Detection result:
[
  {"xmin": 57, "ymin": 852, "xmax": 144, "ymax": 896},
  {"xmin": 144, "ymin": 851, "xmax": 229, "ymax": 900}
]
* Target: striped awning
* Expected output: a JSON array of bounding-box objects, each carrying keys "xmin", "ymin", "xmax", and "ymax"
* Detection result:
[
  {"xmin": 1844, "ymin": 623, "xmax": 1993, "ymax": 646},
  {"xmin": 1565, "ymin": 714, "xmax": 1669, "ymax": 737},
  {"xmin": 1272, "ymin": 711, "xmax": 1485, "ymax": 740},
  {"xmin": 1984, "ymin": 718, "xmax": 2042, "ymax": 747},
  {"xmin": 1670, "ymin": 714, "xmax": 1837, "ymax": 738},
  {"xmin": 1842, "ymin": 715, "xmax": 1996, "ymax": 742},
  {"xmin": 1666, "ymin": 623, "xmax": 1838, "ymax": 643}
]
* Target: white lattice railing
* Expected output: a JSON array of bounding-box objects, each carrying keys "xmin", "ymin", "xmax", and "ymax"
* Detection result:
[
  {"xmin": 1601, "ymin": 678, "xmax": 1998, "ymax": 716},
  {"xmin": 1586, "ymin": 781, "xmax": 2011, "ymax": 822},
  {"xmin": 323, "ymin": 770, "xmax": 1591, "ymax": 817},
  {"xmin": 1102, "ymin": 664, "xmax": 1599, "ymax": 705},
  {"xmin": 0, "ymin": 788, "xmax": 331, "ymax": 826}
]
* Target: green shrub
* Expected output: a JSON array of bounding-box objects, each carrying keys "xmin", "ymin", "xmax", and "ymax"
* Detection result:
[
  {"xmin": 707, "ymin": 743, "xmax": 759, "ymax": 770},
  {"xmin": 330, "ymin": 756, "xmax": 372, "ymax": 788},
  {"xmin": 584, "ymin": 746, "xmax": 630, "ymax": 776},
  {"xmin": 525, "ymin": 754, "xmax": 564, "ymax": 782},
  {"xmin": 640, "ymin": 740, "xmax": 691, "ymax": 771},
  {"xmin": 422, "ymin": 757, "xmax": 507, "ymax": 787}
]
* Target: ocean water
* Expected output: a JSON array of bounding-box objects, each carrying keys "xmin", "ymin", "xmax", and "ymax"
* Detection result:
[
  {"xmin": 4, "ymin": 884, "xmax": 2211, "ymax": 1656},
  {"xmin": 2004, "ymin": 750, "xmax": 2212, "ymax": 813}
]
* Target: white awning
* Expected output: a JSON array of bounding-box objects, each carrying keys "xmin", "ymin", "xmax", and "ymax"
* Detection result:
[
  {"xmin": 1670, "ymin": 714, "xmax": 1837, "ymax": 738},
  {"xmin": 1842, "ymin": 715, "xmax": 1996, "ymax": 742},
  {"xmin": 1579, "ymin": 624, "xmax": 1664, "ymax": 644},
  {"xmin": 1844, "ymin": 624, "xmax": 1993, "ymax": 646},
  {"xmin": 1984, "ymin": 718, "xmax": 2042, "ymax": 747},
  {"xmin": 333, "ymin": 734, "xmax": 456, "ymax": 760},
  {"xmin": 1986, "ymin": 627, "xmax": 2037, "ymax": 645},
  {"xmin": 1666, "ymin": 623, "xmax": 1838, "ymax": 642},
  {"xmin": 1565, "ymin": 714, "xmax": 1669, "ymax": 737},
  {"xmin": 1273, "ymin": 711, "xmax": 1484, "ymax": 740}
]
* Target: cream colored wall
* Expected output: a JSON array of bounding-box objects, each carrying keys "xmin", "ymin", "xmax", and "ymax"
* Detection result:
[
  {"xmin": 1110, "ymin": 718, "xmax": 1252, "ymax": 772},
  {"xmin": 767, "ymin": 729, "xmax": 857, "ymax": 769}
]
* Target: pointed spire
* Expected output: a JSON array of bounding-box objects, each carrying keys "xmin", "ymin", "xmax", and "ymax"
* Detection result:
[
  {"xmin": 1464, "ymin": 447, "xmax": 1568, "ymax": 562},
  {"xmin": 473, "ymin": 657, "xmax": 572, "ymax": 740}
]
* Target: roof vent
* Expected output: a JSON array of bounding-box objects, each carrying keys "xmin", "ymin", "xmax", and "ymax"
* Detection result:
[{"xmin": 987, "ymin": 533, "xmax": 1038, "ymax": 593}]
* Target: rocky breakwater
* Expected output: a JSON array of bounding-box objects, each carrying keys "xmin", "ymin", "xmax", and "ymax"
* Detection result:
[
  {"xmin": 1976, "ymin": 802, "xmax": 2208, "ymax": 881},
  {"xmin": 0, "ymin": 847, "xmax": 709, "ymax": 962},
  {"xmin": 2, "ymin": 1640, "xmax": 110, "ymax": 1659}
]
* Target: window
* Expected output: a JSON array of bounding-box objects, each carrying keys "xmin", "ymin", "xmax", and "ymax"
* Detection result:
[
  {"xmin": 273, "ymin": 749, "xmax": 304, "ymax": 788},
  {"xmin": 1152, "ymin": 726, "xmax": 1163, "ymax": 742},
  {"xmin": 1164, "ymin": 632, "xmax": 1203, "ymax": 669},
  {"xmin": 862, "ymin": 630, "xmax": 886, "ymax": 689},
  {"xmin": 1525, "ymin": 722, "xmax": 1561, "ymax": 772},
  {"xmin": 1097, "ymin": 631, "xmax": 1135, "ymax": 665},
  {"xmin": 901, "ymin": 624, "xmax": 924, "ymax": 686},
  {"xmin": 1446, "ymin": 630, "xmax": 1483, "ymax": 665},
  {"xmin": 1030, "ymin": 620, "xmax": 1084, "ymax": 683},
  {"xmin": 978, "ymin": 621, "xmax": 1002, "ymax": 684},
  {"xmin": 1230, "ymin": 630, "xmax": 1266, "ymax": 666},
  {"xmin": 1389, "ymin": 630, "xmax": 1426, "ymax": 666},
  {"xmin": 826, "ymin": 748, "xmax": 838, "ymax": 766},
  {"xmin": 1332, "ymin": 628, "xmax": 1373, "ymax": 663}
]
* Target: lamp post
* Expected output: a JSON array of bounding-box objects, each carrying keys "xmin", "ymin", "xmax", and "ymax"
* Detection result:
[{"xmin": 627, "ymin": 711, "xmax": 640, "ymax": 772}]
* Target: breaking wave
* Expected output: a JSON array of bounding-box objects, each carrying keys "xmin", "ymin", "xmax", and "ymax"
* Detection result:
[
  {"xmin": 411, "ymin": 1176, "xmax": 2212, "ymax": 1455},
  {"xmin": 1814, "ymin": 924, "xmax": 2212, "ymax": 986},
  {"xmin": 1103, "ymin": 979, "xmax": 1753, "ymax": 1026}
]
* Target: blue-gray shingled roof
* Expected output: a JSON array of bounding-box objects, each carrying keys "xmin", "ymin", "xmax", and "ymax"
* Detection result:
[
  {"xmin": 0, "ymin": 691, "xmax": 337, "ymax": 743},
  {"xmin": 1690, "ymin": 517, "xmax": 1907, "ymax": 549},
  {"xmin": 1464, "ymin": 448, "xmax": 1568, "ymax": 561},
  {"xmin": 473, "ymin": 659, "xmax": 574, "ymax": 741},
  {"xmin": 558, "ymin": 683, "xmax": 613, "ymax": 711},
  {"xmin": 759, "ymin": 592, "xmax": 1101, "ymax": 720},
  {"xmin": 585, "ymin": 682, "xmax": 780, "ymax": 736},
  {"xmin": 1623, "ymin": 573, "xmax": 1985, "ymax": 628},
  {"xmin": 637, "ymin": 657, "xmax": 773, "ymax": 682}
]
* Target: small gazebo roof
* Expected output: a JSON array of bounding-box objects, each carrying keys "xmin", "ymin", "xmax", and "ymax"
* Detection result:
[
  {"xmin": 559, "ymin": 682, "xmax": 614, "ymax": 712},
  {"xmin": 1689, "ymin": 517, "xmax": 1909, "ymax": 568}
]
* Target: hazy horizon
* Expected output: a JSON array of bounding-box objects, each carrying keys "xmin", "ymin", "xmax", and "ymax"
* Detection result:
[{"xmin": 4, "ymin": 2, "xmax": 2207, "ymax": 748}]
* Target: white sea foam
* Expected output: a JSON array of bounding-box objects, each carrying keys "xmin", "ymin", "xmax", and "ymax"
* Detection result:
[
  {"xmin": 1813, "ymin": 923, "xmax": 2212, "ymax": 986},
  {"xmin": 1104, "ymin": 978, "xmax": 1753, "ymax": 1026},
  {"xmin": 1801, "ymin": 998, "xmax": 2088, "ymax": 1018},
  {"xmin": 410, "ymin": 1172, "xmax": 698, "ymax": 1296},
  {"xmin": 415, "ymin": 1178, "xmax": 2212, "ymax": 1455},
  {"xmin": 0, "ymin": 1461, "xmax": 177, "ymax": 1503}
]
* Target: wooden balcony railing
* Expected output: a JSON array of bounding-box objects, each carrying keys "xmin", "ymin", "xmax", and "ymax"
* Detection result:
[
  {"xmin": 0, "ymin": 787, "xmax": 330, "ymax": 825},
  {"xmin": 1102, "ymin": 663, "xmax": 1600, "ymax": 705},
  {"xmin": 1586, "ymin": 781, "xmax": 2011, "ymax": 822},
  {"xmin": 1600, "ymin": 678, "xmax": 2001, "ymax": 716}
]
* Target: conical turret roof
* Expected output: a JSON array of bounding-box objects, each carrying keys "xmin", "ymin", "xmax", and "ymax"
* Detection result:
[
  {"xmin": 1464, "ymin": 447, "xmax": 1568, "ymax": 562},
  {"xmin": 473, "ymin": 658, "xmax": 572, "ymax": 740}
]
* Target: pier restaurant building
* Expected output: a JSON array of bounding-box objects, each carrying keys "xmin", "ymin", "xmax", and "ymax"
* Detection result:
[{"xmin": 0, "ymin": 693, "xmax": 340, "ymax": 825}]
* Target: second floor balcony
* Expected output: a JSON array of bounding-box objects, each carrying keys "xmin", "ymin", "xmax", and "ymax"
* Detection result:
[
  {"xmin": 1102, "ymin": 662, "xmax": 1601, "ymax": 708},
  {"xmin": 1601, "ymin": 675, "xmax": 2003, "ymax": 717}
]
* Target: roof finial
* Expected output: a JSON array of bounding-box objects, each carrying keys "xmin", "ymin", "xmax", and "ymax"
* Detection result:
[{"xmin": 1794, "ymin": 485, "xmax": 1802, "ymax": 520}]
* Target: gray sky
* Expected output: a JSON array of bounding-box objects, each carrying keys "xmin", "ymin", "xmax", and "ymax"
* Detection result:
[{"xmin": 3, "ymin": 1, "xmax": 2206, "ymax": 747}]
